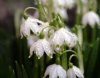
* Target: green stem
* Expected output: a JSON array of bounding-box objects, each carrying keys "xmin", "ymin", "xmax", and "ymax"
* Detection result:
[
  {"xmin": 56, "ymin": 53, "xmax": 61, "ymax": 65},
  {"xmin": 92, "ymin": 26, "xmax": 96, "ymax": 43},
  {"xmin": 46, "ymin": 0, "xmax": 53, "ymax": 21},
  {"xmin": 62, "ymin": 50, "xmax": 77, "ymax": 55},
  {"xmin": 39, "ymin": 56, "xmax": 44, "ymax": 78},
  {"xmin": 76, "ymin": 0, "xmax": 83, "ymax": 24},
  {"xmin": 37, "ymin": 0, "xmax": 43, "ymax": 20},
  {"xmin": 61, "ymin": 45, "xmax": 67, "ymax": 70},
  {"xmin": 61, "ymin": 53, "xmax": 67, "ymax": 70},
  {"xmin": 77, "ymin": 26, "xmax": 84, "ymax": 73},
  {"xmin": 84, "ymin": 27, "xmax": 88, "ymax": 43},
  {"xmin": 77, "ymin": 45, "xmax": 84, "ymax": 73},
  {"xmin": 14, "ymin": 9, "xmax": 22, "ymax": 38},
  {"xmin": 24, "ymin": 7, "xmax": 37, "ymax": 18},
  {"xmin": 33, "ymin": 56, "xmax": 39, "ymax": 78},
  {"xmin": 69, "ymin": 54, "xmax": 78, "ymax": 63}
]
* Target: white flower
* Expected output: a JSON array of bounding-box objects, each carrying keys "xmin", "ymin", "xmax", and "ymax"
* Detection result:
[
  {"xmin": 50, "ymin": 27, "xmax": 78, "ymax": 51},
  {"xmin": 81, "ymin": 0, "xmax": 88, "ymax": 4},
  {"xmin": 53, "ymin": 0, "xmax": 68, "ymax": 20},
  {"xmin": 54, "ymin": 0, "xmax": 66, "ymax": 7},
  {"xmin": 30, "ymin": 38, "xmax": 53, "ymax": 59},
  {"xmin": 20, "ymin": 16, "xmax": 46, "ymax": 37},
  {"xmin": 44, "ymin": 64, "xmax": 67, "ymax": 78},
  {"xmin": 65, "ymin": 0, "xmax": 76, "ymax": 9},
  {"xmin": 82, "ymin": 11, "xmax": 100, "ymax": 28},
  {"xmin": 27, "ymin": 35, "xmax": 38, "ymax": 47},
  {"xmin": 55, "ymin": 8, "xmax": 68, "ymax": 20},
  {"xmin": 67, "ymin": 66, "xmax": 84, "ymax": 78},
  {"xmin": 54, "ymin": 0, "xmax": 75, "ymax": 9}
]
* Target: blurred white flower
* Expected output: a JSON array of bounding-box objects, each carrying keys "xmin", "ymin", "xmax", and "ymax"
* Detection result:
[
  {"xmin": 65, "ymin": 0, "xmax": 76, "ymax": 9},
  {"xmin": 53, "ymin": 0, "xmax": 75, "ymax": 19},
  {"xmin": 81, "ymin": 0, "xmax": 88, "ymax": 4},
  {"xmin": 54, "ymin": 0, "xmax": 65, "ymax": 7},
  {"xmin": 50, "ymin": 27, "xmax": 78, "ymax": 51},
  {"xmin": 30, "ymin": 38, "xmax": 53, "ymax": 59},
  {"xmin": 82, "ymin": 11, "xmax": 100, "ymax": 28},
  {"xmin": 20, "ymin": 16, "xmax": 46, "ymax": 37},
  {"xmin": 67, "ymin": 66, "xmax": 84, "ymax": 78},
  {"xmin": 41, "ymin": 0, "xmax": 68, "ymax": 20},
  {"xmin": 41, "ymin": 0, "xmax": 47, "ymax": 5},
  {"xmin": 44, "ymin": 64, "xmax": 67, "ymax": 78},
  {"xmin": 54, "ymin": 0, "xmax": 75, "ymax": 9},
  {"xmin": 55, "ymin": 8, "xmax": 68, "ymax": 20}
]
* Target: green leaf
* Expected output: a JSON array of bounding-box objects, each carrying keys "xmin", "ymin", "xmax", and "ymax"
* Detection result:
[
  {"xmin": 85, "ymin": 38, "xmax": 100, "ymax": 78},
  {"xmin": 15, "ymin": 61, "xmax": 22, "ymax": 78},
  {"xmin": 21, "ymin": 65, "xmax": 28, "ymax": 78},
  {"xmin": 9, "ymin": 66, "xmax": 16, "ymax": 78},
  {"xmin": 83, "ymin": 42, "xmax": 91, "ymax": 67}
]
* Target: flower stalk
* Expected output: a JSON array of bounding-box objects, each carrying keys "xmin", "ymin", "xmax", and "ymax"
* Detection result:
[{"xmin": 76, "ymin": 26, "xmax": 84, "ymax": 73}]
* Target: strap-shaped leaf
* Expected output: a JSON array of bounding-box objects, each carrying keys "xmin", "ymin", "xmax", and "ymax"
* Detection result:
[
  {"xmin": 15, "ymin": 61, "xmax": 23, "ymax": 78},
  {"xmin": 9, "ymin": 66, "xmax": 16, "ymax": 78},
  {"xmin": 21, "ymin": 65, "xmax": 28, "ymax": 78},
  {"xmin": 85, "ymin": 38, "xmax": 100, "ymax": 78}
]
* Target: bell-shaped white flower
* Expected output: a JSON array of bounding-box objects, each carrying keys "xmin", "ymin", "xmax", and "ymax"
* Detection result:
[
  {"xmin": 20, "ymin": 16, "xmax": 46, "ymax": 37},
  {"xmin": 30, "ymin": 38, "xmax": 53, "ymax": 59},
  {"xmin": 67, "ymin": 65, "xmax": 84, "ymax": 78},
  {"xmin": 44, "ymin": 64, "xmax": 67, "ymax": 78},
  {"xmin": 50, "ymin": 27, "xmax": 78, "ymax": 51},
  {"xmin": 82, "ymin": 11, "xmax": 100, "ymax": 28}
]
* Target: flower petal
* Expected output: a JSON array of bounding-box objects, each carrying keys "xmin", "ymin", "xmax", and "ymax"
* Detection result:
[{"xmin": 42, "ymin": 39, "xmax": 53, "ymax": 58}]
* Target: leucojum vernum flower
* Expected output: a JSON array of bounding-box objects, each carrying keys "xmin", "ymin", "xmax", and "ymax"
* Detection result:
[{"xmin": 20, "ymin": 0, "xmax": 100, "ymax": 78}]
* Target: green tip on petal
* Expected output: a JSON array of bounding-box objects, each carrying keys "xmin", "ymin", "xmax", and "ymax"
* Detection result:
[
  {"xmin": 37, "ymin": 56, "xmax": 41, "ymax": 59},
  {"xmin": 56, "ymin": 44, "xmax": 60, "ymax": 48},
  {"xmin": 49, "ymin": 54, "xmax": 53, "ymax": 58}
]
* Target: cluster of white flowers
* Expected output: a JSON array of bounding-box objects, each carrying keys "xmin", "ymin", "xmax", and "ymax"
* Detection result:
[
  {"xmin": 41, "ymin": 0, "xmax": 76, "ymax": 20},
  {"xmin": 41, "ymin": 0, "xmax": 100, "ymax": 29},
  {"xmin": 20, "ymin": 16, "xmax": 78, "ymax": 59},
  {"xmin": 44, "ymin": 64, "xmax": 84, "ymax": 78}
]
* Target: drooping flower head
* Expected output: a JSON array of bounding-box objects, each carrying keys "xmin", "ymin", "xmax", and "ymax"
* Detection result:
[
  {"xmin": 20, "ymin": 16, "xmax": 48, "ymax": 38},
  {"xmin": 44, "ymin": 64, "xmax": 67, "ymax": 78},
  {"xmin": 30, "ymin": 38, "xmax": 53, "ymax": 59},
  {"xmin": 67, "ymin": 65, "xmax": 84, "ymax": 78},
  {"xmin": 82, "ymin": 11, "xmax": 100, "ymax": 28},
  {"xmin": 50, "ymin": 27, "xmax": 78, "ymax": 52}
]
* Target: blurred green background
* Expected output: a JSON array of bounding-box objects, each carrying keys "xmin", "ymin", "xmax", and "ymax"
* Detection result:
[{"xmin": 0, "ymin": 0, "xmax": 100, "ymax": 78}]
